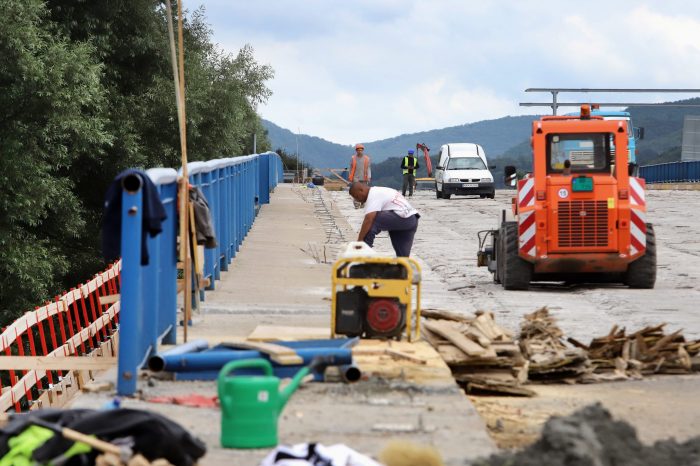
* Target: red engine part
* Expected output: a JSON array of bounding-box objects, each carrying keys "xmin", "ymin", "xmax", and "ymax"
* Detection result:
[{"xmin": 366, "ymin": 299, "xmax": 402, "ymax": 335}]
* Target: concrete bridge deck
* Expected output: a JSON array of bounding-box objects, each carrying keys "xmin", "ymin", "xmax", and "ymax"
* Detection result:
[{"xmin": 71, "ymin": 184, "xmax": 496, "ymax": 466}]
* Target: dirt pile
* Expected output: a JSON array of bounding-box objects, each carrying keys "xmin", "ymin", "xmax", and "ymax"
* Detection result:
[{"xmin": 472, "ymin": 403, "xmax": 700, "ymax": 466}]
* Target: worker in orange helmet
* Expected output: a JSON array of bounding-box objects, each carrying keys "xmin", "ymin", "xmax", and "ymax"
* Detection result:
[{"xmin": 349, "ymin": 143, "xmax": 371, "ymax": 208}]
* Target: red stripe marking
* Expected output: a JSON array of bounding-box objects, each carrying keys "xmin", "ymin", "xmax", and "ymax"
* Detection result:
[
  {"xmin": 519, "ymin": 212, "xmax": 535, "ymax": 235},
  {"xmin": 521, "ymin": 236, "xmax": 536, "ymax": 255},
  {"xmin": 520, "ymin": 188, "xmax": 534, "ymax": 207},
  {"xmin": 630, "ymin": 187, "xmax": 643, "ymax": 205},
  {"xmin": 630, "ymin": 211, "xmax": 646, "ymax": 233},
  {"xmin": 631, "ymin": 235, "xmax": 645, "ymax": 252}
]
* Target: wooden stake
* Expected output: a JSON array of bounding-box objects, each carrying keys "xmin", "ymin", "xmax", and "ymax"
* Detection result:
[{"xmin": 165, "ymin": 0, "xmax": 191, "ymax": 341}]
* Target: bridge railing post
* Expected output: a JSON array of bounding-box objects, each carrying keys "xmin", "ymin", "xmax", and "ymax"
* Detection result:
[{"xmin": 117, "ymin": 173, "xmax": 144, "ymax": 396}]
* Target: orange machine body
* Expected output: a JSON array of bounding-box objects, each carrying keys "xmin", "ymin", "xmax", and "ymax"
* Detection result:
[{"xmin": 513, "ymin": 114, "xmax": 648, "ymax": 275}]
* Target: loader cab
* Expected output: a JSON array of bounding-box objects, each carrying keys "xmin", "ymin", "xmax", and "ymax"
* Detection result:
[{"xmin": 548, "ymin": 133, "xmax": 612, "ymax": 175}]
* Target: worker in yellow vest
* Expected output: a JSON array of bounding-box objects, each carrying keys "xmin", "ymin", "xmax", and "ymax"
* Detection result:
[{"xmin": 401, "ymin": 149, "xmax": 420, "ymax": 197}]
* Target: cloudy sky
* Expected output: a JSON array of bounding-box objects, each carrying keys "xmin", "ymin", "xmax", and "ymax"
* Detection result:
[{"xmin": 199, "ymin": 1, "xmax": 700, "ymax": 145}]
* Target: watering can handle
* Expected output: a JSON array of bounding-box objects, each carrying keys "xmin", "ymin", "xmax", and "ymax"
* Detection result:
[{"xmin": 218, "ymin": 358, "xmax": 274, "ymax": 382}]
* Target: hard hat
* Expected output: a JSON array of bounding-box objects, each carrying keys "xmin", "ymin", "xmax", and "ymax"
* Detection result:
[
  {"xmin": 355, "ymin": 143, "xmax": 364, "ymax": 150},
  {"xmin": 408, "ymin": 149, "xmax": 415, "ymax": 154}
]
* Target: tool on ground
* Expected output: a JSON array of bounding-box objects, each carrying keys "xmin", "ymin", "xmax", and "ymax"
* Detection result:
[
  {"xmin": 331, "ymin": 242, "xmax": 422, "ymax": 341},
  {"xmin": 0, "ymin": 413, "xmax": 133, "ymax": 462},
  {"xmin": 218, "ymin": 357, "xmax": 332, "ymax": 448},
  {"xmin": 477, "ymin": 105, "xmax": 656, "ymax": 290}
]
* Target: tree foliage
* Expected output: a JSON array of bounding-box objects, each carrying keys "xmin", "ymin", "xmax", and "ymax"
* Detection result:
[{"xmin": 0, "ymin": 0, "xmax": 273, "ymax": 322}]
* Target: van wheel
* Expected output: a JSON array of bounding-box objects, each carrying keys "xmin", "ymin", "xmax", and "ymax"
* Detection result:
[
  {"xmin": 624, "ymin": 224, "xmax": 656, "ymax": 289},
  {"xmin": 435, "ymin": 185, "xmax": 442, "ymax": 199},
  {"xmin": 488, "ymin": 192, "xmax": 495, "ymax": 199},
  {"xmin": 443, "ymin": 192, "xmax": 451, "ymax": 200},
  {"xmin": 500, "ymin": 222, "xmax": 532, "ymax": 290}
]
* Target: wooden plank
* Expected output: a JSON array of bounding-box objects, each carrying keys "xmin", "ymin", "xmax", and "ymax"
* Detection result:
[
  {"xmin": 421, "ymin": 326, "xmax": 448, "ymax": 347},
  {"xmin": 386, "ymin": 349, "xmax": 428, "ymax": 365},
  {"xmin": 247, "ymin": 325, "xmax": 330, "ymax": 341},
  {"xmin": 222, "ymin": 340, "xmax": 303, "ymax": 365},
  {"xmin": 0, "ymin": 356, "xmax": 117, "ymax": 371},
  {"xmin": 98, "ymin": 294, "xmax": 120, "ymax": 306},
  {"xmin": 421, "ymin": 309, "xmax": 473, "ymax": 323},
  {"xmin": 423, "ymin": 320, "xmax": 493, "ymax": 357}
]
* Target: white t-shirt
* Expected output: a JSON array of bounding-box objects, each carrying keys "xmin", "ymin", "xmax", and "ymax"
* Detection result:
[{"xmin": 363, "ymin": 187, "xmax": 418, "ymax": 218}]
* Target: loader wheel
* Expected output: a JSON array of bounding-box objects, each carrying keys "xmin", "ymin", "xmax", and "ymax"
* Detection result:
[
  {"xmin": 500, "ymin": 222, "xmax": 532, "ymax": 290},
  {"xmin": 624, "ymin": 224, "xmax": 656, "ymax": 289}
]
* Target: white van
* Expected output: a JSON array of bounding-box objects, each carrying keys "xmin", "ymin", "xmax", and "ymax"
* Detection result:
[{"xmin": 434, "ymin": 143, "xmax": 495, "ymax": 199}]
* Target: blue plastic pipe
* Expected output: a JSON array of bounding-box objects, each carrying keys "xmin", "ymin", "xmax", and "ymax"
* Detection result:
[
  {"xmin": 147, "ymin": 339, "xmax": 209, "ymax": 372},
  {"xmin": 155, "ymin": 347, "xmax": 353, "ymax": 373}
]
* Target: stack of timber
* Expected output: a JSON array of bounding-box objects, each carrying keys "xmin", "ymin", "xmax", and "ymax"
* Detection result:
[
  {"xmin": 571, "ymin": 324, "xmax": 700, "ymax": 382},
  {"xmin": 421, "ymin": 310, "xmax": 534, "ymax": 396},
  {"xmin": 518, "ymin": 307, "xmax": 589, "ymax": 382}
]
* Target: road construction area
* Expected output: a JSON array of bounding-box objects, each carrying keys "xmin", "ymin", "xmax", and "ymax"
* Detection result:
[
  {"xmin": 332, "ymin": 188, "xmax": 700, "ymax": 343},
  {"xmin": 70, "ymin": 184, "xmax": 700, "ymax": 464},
  {"xmin": 331, "ymin": 187, "xmax": 700, "ymax": 449}
]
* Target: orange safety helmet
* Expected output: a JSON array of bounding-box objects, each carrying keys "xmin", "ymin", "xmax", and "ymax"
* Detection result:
[{"xmin": 355, "ymin": 143, "xmax": 365, "ymax": 150}]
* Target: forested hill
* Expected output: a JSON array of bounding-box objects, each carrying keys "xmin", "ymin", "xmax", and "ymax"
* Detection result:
[{"xmin": 264, "ymin": 115, "xmax": 538, "ymax": 169}]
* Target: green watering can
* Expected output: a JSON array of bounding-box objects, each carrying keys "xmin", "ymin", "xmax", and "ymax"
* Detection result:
[{"xmin": 218, "ymin": 358, "xmax": 314, "ymax": 449}]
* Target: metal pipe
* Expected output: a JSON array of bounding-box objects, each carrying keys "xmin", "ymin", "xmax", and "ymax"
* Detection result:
[
  {"xmin": 147, "ymin": 339, "xmax": 209, "ymax": 372},
  {"xmin": 324, "ymin": 364, "xmax": 362, "ymax": 383}
]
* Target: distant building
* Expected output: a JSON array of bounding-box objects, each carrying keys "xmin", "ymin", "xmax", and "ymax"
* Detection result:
[{"xmin": 681, "ymin": 115, "xmax": 700, "ymax": 161}]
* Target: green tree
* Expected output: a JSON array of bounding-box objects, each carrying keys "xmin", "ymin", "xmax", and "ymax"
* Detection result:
[
  {"xmin": 0, "ymin": 1, "xmax": 274, "ymax": 322},
  {"xmin": 0, "ymin": 0, "xmax": 109, "ymax": 321},
  {"xmin": 46, "ymin": 1, "xmax": 274, "ymax": 286}
]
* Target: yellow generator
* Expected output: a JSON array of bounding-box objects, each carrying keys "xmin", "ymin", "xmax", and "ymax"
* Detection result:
[{"xmin": 331, "ymin": 242, "xmax": 422, "ymax": 341}]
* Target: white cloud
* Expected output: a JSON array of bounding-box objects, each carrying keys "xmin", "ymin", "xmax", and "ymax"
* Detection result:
[{"xmin": 200, "ymin": 0, "xmax": 700, "ymax": 143}]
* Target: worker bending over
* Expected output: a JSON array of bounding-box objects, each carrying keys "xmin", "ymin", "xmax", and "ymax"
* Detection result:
[
  {"xmin": 401, "ymin": 149, "xmax": 419, "ymax": 197},
  {"xmin": 349, "ymin": 183, "xmax": 420, "ymax": 257}
]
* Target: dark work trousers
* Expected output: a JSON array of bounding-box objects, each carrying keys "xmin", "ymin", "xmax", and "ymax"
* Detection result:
[
  {"xmin": 402, "ymin": 173, "xmax": 416, "ymax": 197},
  {"xmin": 363, "ymin": 211, "xmax": 420, "ymax": 257}
]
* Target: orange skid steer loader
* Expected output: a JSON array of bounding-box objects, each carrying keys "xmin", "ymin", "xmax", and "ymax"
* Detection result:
[{"xmin": 477, "ymin": 105, "xmax": 656, "ymax": 290}]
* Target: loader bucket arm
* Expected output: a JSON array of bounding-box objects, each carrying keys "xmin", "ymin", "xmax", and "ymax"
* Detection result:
[{"xmin": 416, "ymin": 143, "xmax": 432, "ymax": 177}]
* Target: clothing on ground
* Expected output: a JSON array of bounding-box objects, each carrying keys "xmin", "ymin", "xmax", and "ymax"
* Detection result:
[
  {"xmin": 102, "ymin": 169, "xmax": 167, "ymax": 266},
  {"xmin": 363, "ymin": 187, "xmax": 418, "ymax": 218},
  {"xmin": 364, "ymin": 211, "xmax": 419, "ymax": 257}
]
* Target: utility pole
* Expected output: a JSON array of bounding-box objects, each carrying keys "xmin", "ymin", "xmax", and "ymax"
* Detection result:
[
  {"xmin": 295, "ymin": 129, "xmax": 299, "ymax": 183},
  {"xmin": 253, "ymin": 133, "xmax": 257, "ymax": 154}
]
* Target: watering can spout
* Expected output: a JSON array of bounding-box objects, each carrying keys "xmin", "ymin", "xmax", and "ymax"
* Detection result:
[
  {"xmin": 279, "ymin": 356, "xmax": 334, "ymax": 409},
  {"xmin": 279, "ymin": 366, "xmax": 310, "ymax": 409}
]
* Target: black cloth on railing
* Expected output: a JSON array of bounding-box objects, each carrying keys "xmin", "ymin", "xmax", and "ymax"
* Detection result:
[
  {"xmin": 102, "ymin": 169, "xmax": 167, "ymax": 266},
  {"xmin": 189, "ymin": 186, "xmax": 217, "ymax": 249}
]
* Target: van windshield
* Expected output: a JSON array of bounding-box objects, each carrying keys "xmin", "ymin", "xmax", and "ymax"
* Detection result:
[{"xmin": 447, "ymin": 157, "xmax": 486, "ymax": 170}]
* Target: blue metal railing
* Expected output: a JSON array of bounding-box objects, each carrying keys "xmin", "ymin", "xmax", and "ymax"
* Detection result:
[
  {"xmin": 640, "ymin": 160, "xmax": 700, "ymax": 184},
  {"xmin": 117, "ymin": 152, "xmax": 283, "ymax": 395}
]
